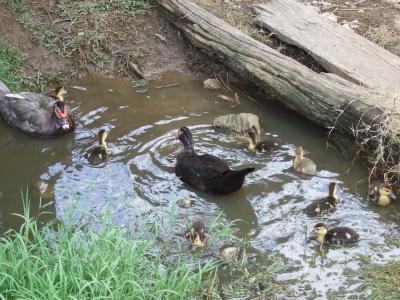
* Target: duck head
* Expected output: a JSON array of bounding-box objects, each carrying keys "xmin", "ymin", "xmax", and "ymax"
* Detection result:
[
  {"xmin": 52, "ymin": 87, "xmax": 70, "ymax": 131},
  {"xmin": 376, "ymin": 183, "xmax": 396, "ymax": 205},
  {"xmin": 98, "ymin": 129, "xmax": 108, "ymax": 149},
  {"xmin": 328, "ymin": 182, "xmax": 339, "ymax": 203},
  {"xmin": 314, "ymin": 222, "xmax": 328, "ymax": 244},
  {"xmin": 295, "ymin": 145, "xmax": 304, "ymax": 159},
  {"xmin": 177, "ymin": 126, "xmax": 194, "ymax": 151},
  {"xmin": 185, "ymin": 220, "xmax": 207, "ymax": 247}
]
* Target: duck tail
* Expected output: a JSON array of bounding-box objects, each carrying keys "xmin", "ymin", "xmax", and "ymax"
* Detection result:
[
  {"xmin": 0, "ymin": 80, "xmax": 10, "ymax": 93},
  {"xmin": 225, "ymin": 167, "xmax": 255, "ymax": 178}
]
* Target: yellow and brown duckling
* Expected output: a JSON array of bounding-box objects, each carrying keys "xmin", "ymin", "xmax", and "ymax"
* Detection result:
[
  {"xmin": 185, "ymin": 220, "xmax": 208, "ymax": 248},
  {"xmin": 369, "ymin": 181, "xmax": 396, "ymax": 206},
  {"xmin": 293, "ymin": 145, "xmax": 317, "ymax": 175},
  {"xmin": 304, "ymin": 182, "xmax": 339, "ymax": 216},
  {"xmin": 87, "ymin": 129, "xmax": 109, "ymax": 165},
  {"xmin": 314, "ymin": 223, "xmax": 359, "ymax": 246},
  {"xmin": 0, "ymin": 84, "xmax": 75, "ymax": 136},
  {"xmin": 247, "ymin": 126, "xmax": 281, "ymax": 153}
]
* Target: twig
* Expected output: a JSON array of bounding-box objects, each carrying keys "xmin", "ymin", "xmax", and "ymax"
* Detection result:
[{"xmin": 155, "ymin": 83, "xmax": 180, "ymax": 89}]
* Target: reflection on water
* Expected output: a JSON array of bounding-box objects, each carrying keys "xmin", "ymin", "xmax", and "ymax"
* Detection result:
[{"xmin": 0, "ymin": 71, "xmax": 399, "ymax": 298}]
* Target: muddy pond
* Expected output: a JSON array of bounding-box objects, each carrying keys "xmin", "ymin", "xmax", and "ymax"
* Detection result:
[{"xmin": 0, "ymin": 71, "xmax": 399, "ymax": 298}]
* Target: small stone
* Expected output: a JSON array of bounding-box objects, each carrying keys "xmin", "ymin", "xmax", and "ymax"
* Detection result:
[
  {"xmin": 176, "ymin": 199, "xmax": 194, "ymax": 208},
  {"xmin": 33, "ymin": 181, "xmax": 53, "ymax": 199},
  {"xmin": 155, "ymin": 33, "xmax": 167, "ymax": 43},
  {"xmin": 220, "ymin": 246, "xmax": 239, "ymax": 263},
  {"xmin": 203, "ymin": 78, "xmax": 220, "ymax": 90}
]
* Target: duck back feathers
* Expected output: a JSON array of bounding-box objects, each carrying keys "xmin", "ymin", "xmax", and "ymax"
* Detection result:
[{"xmin": 0, "ymin": 91, "xmax": 74, "ymax": 136}]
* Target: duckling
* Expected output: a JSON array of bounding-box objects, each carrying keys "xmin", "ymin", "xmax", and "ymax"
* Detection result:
[
  {"xmin": 369, "ymin": 181, "xmax": 396, "ymax": 206},
  {"xmin": 314, "ymin": 222, "xmax": 359, "ymax": 246},
  {"xmin": 185, "ymin": 220, "xmax": 207, "ymax": 247},
  {"xmin": 293, "ymin": 145, "xmax": 317, "ymax": 175},
  {"xmin": 304, "ymin": 182, "xmax": 339, "ymax": 216},
  {"xmin": 0, "ymin": 84, "xmax": 75, "ymax": 136},
  {"xmin": 247, "ymin": 127, "xmax": 281, "ymax": 153},
  {"xmin": 86, "ymin": 129, "xmax": 109, "ymax": 165}
]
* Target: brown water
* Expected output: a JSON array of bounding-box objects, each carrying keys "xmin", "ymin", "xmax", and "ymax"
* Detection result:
[{"xmin": 0, "ymin": 71, "xmax": 399, "ymax": 298}]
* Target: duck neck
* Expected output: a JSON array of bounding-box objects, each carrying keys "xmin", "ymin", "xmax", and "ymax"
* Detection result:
[
  {"xmin": 248, "ymin": 136, "xmax": 256, "ymax": 151},
  {"xmin": 378, "ymin": 194, "xmax": 390, "ymax": 206},
  {"xmin": 99, "ymin": 135, "xmax": 108, "ymax": 151},
  {"xmin": 316, "ymin": 233, "xmax": 326, "ymax": 244}
]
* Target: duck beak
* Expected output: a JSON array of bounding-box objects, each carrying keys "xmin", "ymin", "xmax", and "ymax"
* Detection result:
[{"xmin": 390, "ymin": 192, "xmax": 396, "ymax": 200}]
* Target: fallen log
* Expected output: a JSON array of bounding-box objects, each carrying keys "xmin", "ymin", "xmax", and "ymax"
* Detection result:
[
  {"xmin": 157, "ymin": 0, "xmax": 399, "ymax": 141},
  {"xmin": 253, "ymin": 0, "xmax": 400, "ymax": 94}
]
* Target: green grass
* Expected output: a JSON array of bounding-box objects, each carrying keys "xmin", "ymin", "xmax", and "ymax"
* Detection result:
[
  {"xmin": 0, "ymin": 38, "xmax": 25, "ymax": 90},
  {"xmin": 358, "ymin": 261, "xmax": 400, "ymax": 299},
  {"xmin": 0, "ymin": 197, "xmax": 220, "ymax": 299}
]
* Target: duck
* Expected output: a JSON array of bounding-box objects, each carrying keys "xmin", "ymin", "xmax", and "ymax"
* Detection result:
[
  {"xmin": 175, "ymin": 126, "xmax": 255, "ymax": 195},
  {"xmin": 86, "ymin": 129, "xmax": 109, "ymax": 165},
  {"xmin": 185, "ymin": 220, "xmax": 207, "ymax": 247},
  {"xmin": 369, "ymin": 181, "xmax": 396, "ymax": 206},
  {"xmin": 0, "ymin": 84, "xmax": 75, "ymax": 136},
  {"xmin": 314, "ymin": 222, "xmax": 359, "ymax": 246},
  {"xmin": 293, "ymin": 145, "xmax": 317, "ymax": 175},
  {"xmin": 247, "ymin": 126, "xmax": 281, "ymax": 153},
  {"xmin": 304, "ymin": 182, "xmax": 339, "ymax": 216}
]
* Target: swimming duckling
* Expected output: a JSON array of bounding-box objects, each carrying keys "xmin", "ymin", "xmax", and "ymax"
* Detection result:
[
  {"xmin": 185, "ymin": 220, "xmax": 207, "ymax": 248},
  {"xmin": 247, "ymin": 127, "xmax": 281, "ymax": 153},
  {"xmin": 293, "ymin": 145, "xmax": 317, "ymax": 175},
  {"xmin": 304, "ymin": 182, "xmax": 339, "ymax": 216},
  {"xmin": 0, "ymin": 84, "xmax": 75, "ymax": 136},
  {"xmin": 87, "ymin": 129, "xmax": 109, "ymax": 165},
  {"xmin": 314, "ymin": 222, "xmax": 359, "ymax": 246},
  {"xmin": 369, "ymin": 181, "xmax": 396, "ymax": 206}
]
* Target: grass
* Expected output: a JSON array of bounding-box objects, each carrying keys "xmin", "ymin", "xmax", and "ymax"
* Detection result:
[
  {"xmin": 0, "ymin": 196, "xmax": 220, "ymax": 299},
  {"xmin": 358, "ymin": 261, "xmax": 400, "ymax": 299},
  {"xmin": 0, "ymin": 38, "xmax": 25, "ymax": 90}
]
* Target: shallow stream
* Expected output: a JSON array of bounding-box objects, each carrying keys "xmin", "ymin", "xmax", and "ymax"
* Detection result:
[{"xmin": 0, "ymin": 71, "xmax": 399, "ymax": 298}]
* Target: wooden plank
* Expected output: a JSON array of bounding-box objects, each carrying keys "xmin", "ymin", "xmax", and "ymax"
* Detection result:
[
  {"xmin": 253, "ymin": 0, "xmax": 400, "ymax": 93},
  {"xmin": 157, "ymin": 0, "xmax": 400, "ymax": 165}
]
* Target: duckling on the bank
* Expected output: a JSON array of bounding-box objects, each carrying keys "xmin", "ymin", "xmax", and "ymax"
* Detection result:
[
  {"xmin": 314, "ymin": 223, "xmax": 359, "ymax": 246},
  {"xmin": 185, "ymin": 220, "xmax": 207, "ymax": 247},
  {"xmin": 0, "ymin": 84, "xmax": 75, "ymax": 136},
  {"xmin": 369, "ymin": 181, "xmax": 396, "ymax": 206},
  {"xmin": 247, "ymin": 127, "xmax": 281, "ymax": 153},
  {"xmin": 86, "ymin": 129, "xmax": 109, "ymax": 165},
  {"xmin": 304, "ymin": 182, "xmax": 339, "ymax": 216},
  {"xmin": 293, "ymin": 145, "xmax": 317, "ymax": 175}
]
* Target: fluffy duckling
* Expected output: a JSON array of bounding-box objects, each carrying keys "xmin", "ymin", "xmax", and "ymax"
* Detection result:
[
  {"xmin": 247, "ymin": 127, "xmax": 281, "ymax": 153},
  {"xmin": 293, "ymin": 145, "xmax": 317, "ymax": 175},
  {"xmin": 314, "ymin": 223, "xmax": 359, "ymax": 246},
  {"xmin": 369, "ymin": 181, "xmax": 396, "ymax": 206},
  {"xmin": 304, "ymin": 182, "xmax": 339, "ymax": 216},
  {"xmin": 185, "ymin": 220, "xmax": 207, "ymax": 247},
  {"xmin": 0, "ymin": 84, "xmax": 75, "ymax": 136},
  {"xmin": 87, "ymin": 129, "xmax": 109, "ymax": 165}
]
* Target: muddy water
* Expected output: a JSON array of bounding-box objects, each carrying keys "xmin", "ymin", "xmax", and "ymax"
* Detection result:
[{"xmin": 0, "ymin": 71, "xmax": 399, "ymax": 298}]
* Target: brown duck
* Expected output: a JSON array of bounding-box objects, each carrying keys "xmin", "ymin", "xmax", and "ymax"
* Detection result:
[{"xmin": 175, "ymin": 126, "xmax": 255, "ymax": 195}]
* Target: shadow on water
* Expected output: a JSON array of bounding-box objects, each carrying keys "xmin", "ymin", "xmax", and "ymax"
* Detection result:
[{"xmin": 0, "ymin": 71, "xmax": 399, "ymax": 298}]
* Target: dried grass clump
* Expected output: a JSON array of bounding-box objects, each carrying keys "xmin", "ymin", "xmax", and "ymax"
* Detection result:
[
  {"xmin": 353, "ymin": 108, "xmax": 400, "ymax": 185},
  {"xmin": 366, "ymin": 25, "xmax": 400, "ymax": 56}
]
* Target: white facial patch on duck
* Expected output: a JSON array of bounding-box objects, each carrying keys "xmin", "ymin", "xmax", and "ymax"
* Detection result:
[{"xmin": 5, "ymin": 93, "xmax": 26, "ymax": 99}]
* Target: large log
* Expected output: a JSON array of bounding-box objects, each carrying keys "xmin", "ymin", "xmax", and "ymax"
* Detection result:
[
  {"xmin": 157, "ymin": 0, "xmax": 399, "ymax": 141},
  {"xmin": 253, "ymin": 0, "xmax": 400, "ymax": 94}
]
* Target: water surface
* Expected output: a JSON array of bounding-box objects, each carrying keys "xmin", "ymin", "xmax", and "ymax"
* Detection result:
[{"xmin": 0, "ymin": 71, "xmax": 399, "ymax": 298}]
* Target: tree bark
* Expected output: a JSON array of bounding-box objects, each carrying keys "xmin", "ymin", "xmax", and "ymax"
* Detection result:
[
  {"xmin": 253, "ymin": 0, "xmax": 400, "ymax": 94},
  {"xmin": 157, "ymin": 0, "xmax": 399, "ymax": 141}
]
